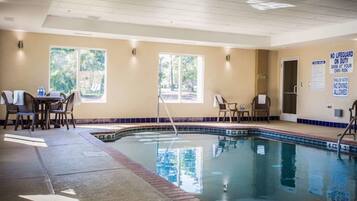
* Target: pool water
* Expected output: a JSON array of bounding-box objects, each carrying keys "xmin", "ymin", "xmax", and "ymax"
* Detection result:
[{"xmin": 110, "ymin": 132, "xmax": 357, "ymax": 201}]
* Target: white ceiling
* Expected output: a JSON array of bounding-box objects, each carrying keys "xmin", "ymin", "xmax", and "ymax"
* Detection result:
[{"xmin": 1, "ymin": 0, "xmax": 357, "ymax": 48}]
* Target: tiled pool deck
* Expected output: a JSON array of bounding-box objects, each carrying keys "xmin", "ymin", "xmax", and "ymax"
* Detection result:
[{"xmin": 0, "ymin": 120, "xmax": 355, "ymax": 201}]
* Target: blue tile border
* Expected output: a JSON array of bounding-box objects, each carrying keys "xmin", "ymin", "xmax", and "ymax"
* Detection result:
[
  {"xmin": 297, "ymin": 118, "xmax": 350, "ymax": 128},
  {"xmin": 0, "ymin": 116, "xmax": 280, "ymax": 126},
  {"xmin": 75, "ymin": 116, "xmax": 279, "ymax": 124}
]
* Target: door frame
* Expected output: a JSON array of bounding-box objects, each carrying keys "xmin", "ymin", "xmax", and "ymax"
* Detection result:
[{"xmin": 280, "ymin": 57, "xmax": 299, "ymax": 122}]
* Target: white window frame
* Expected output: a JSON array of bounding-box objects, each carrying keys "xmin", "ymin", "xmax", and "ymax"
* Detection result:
[
  {"xmin": 158, "ymin": 53, "xmax": 204, "ymax": 104},
  {"xmin": 49, "ymin": 46, "xmax": 107, "ymax": 103}
]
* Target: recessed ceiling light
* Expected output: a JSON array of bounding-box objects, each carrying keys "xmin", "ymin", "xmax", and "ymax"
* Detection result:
[
  {"xmin": 87, "ymin": 15, "xmax": 100, "ymax": 20},
  {"xmin": 247, "ymin": 0, "xmax": 295, "ymax": 10},
  {"xmin": 4, "ymin": 16, "xmax": 14, "ymax": 22}
]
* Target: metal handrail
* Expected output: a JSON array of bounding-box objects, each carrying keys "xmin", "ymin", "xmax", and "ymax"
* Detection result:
[
  {"xmin": 337, "ymin": 117, "xmax": 357, "ymax": 154},
  {"xmin": 157, "ymin": 95, "xmax": 178, "ymax": 135}
]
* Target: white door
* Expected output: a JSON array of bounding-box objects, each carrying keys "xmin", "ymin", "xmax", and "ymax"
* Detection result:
[{"xmin": 280, "ymin": 60, "xmax": 298, "ymax": 122}]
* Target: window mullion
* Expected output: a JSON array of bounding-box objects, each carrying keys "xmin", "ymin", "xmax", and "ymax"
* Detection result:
[
  {"xmin": 76, "ymin": 48, "xmax": 80, "ymax": 93},
  {"xmin": 178, "ymin": 55, "xmax": 182, "ymax": 103}
]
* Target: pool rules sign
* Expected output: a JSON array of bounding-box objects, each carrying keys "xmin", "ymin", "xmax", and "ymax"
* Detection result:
[
  {"xmin": 330, "ymin": 50, "xmax": 353, "ymax": 74},
  {"xmin": 333, "ymin": 77, "xmax": 349, "ymax": 97}
]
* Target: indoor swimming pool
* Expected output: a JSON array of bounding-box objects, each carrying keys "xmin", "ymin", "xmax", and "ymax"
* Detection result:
[{"xmin": 109, "ymin": 132, "xmax": 357, "ymax": 201}]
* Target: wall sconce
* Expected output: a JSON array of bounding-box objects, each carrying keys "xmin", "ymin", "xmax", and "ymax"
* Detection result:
[
  {"xmin": 132, "ymin": 48, "xmax": 136, "ymax": 56},
  {"xmin": 18, "ymin": 40, "xmax": 24, "ymax": 49},
  {"xmin": 225, "ymin": 54, "xmax": 230, "ymax": 62}
]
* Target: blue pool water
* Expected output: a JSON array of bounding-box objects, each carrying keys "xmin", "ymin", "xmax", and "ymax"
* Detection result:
[{"xmin": 110, "ymin": 132, "xmax": 357, "ymax": 201}]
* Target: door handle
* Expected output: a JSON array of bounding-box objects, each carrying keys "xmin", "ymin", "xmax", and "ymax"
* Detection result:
[{"xmin": 293, "ymin": 85, "xmax": 297, "ymax": 94}]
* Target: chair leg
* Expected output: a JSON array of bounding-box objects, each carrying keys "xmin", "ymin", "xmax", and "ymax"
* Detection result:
[
  {"xmin": 4, "ymin": 112, "xmax": 9, "ymax": 129},
  {"xmin": 217, "ymin": 111, "xmax": 220, "ymax": 122},
  {"xmin": 64, "ymin": 114, "xmax": 69, "ymax": 130},
  {"xmin": 27, "ymin": 115, "xmax": 31, "ymax": 127},
  {"xmin": 15, "ymin": 115, "xmax": 20, "ymax": 131},
  {"xmin": 61, "ymin": 114, "xmax": 65, "ymax": 126},
  {"xmin": 71, "ymin": 113, "xmax": 76, "ymax": 128},
  {"xmin": 20, "ymin": 115, "xmax": 24, "ymax": 129},
  {"xmin": 54, "ymin": 113, "xmax": 58, "ymax": 126},
  {"xmin": 228, "ymin": 110, "xmax": 232, "ymax": 123},
  {"xmin": 31, "ymin": 114, "xmax": 36, "ymax": 132}
]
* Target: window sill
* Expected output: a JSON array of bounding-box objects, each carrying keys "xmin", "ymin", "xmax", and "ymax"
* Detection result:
[
  {"xmin": 81, "ymin": 99, "xmax": 107, "ymax": 104},
  {"xmin": 159, "ymin": 101, "xmax": 203, "ymax": 104}
]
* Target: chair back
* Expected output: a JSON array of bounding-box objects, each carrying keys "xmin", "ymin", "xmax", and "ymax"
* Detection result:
[
  {"xmin": 18, "ymin": 92, "xmax": 37, "ymax": 113},
  {"xmin": 215, "ymin": 95, "xmax": 227, "ymax": 110},
  {"xmin": 252, "ymin": 95, "xmax": 271, "ymax": 110},
  {"xmin": 65, "ymin": 93, "xmax": 75, "ymax": 112},
  {"xmin": 1, "ymin": 92, "xmax": 11, "ymax": 105}
]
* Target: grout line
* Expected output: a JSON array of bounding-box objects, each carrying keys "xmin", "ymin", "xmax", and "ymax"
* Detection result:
[
  {"xmin": 51, "ymin": 167, "xmax": 125, "ymax": 177},
  {"xmin": 29, "ymin": 130, "xmax": 56, "ymax": 195}
]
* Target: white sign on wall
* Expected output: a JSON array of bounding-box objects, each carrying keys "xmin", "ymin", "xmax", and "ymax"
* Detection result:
[
  {"xmin": 333, "ymin": 77, "xmax": 349, "ymax": 97},
  {"xmin": 330, "ymin": 50, "xmax": 353, "ymax": 74},
  {"xmin": 311, "ymin": 60, "xmax": 325, "ymax": 90}
]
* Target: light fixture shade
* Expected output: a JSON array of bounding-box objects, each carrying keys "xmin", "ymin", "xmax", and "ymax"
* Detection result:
[
  {"xmin": 132, "ymin": 48, "xmax": 136, "ymax": 56},
  {"xmin": 18, "ymin": 40, "xmax": 24, "ymax": 49},
  {"xmin": 226, "ymin": 54, "xmax": 230, "ymax": 62}
]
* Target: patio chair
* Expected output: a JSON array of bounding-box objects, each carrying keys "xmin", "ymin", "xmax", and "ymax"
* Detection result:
[
  {"xmin": 215, "ymin": 95, "xmax": 238, "ymax": 123},
  {"xmin": 349, "ymin": 100, "xmax": 357, "ymax": 134},
  {"xmin": 1, "ymin": 91, "xmax": 18, "ymax": 129},
  {"xmin": 47, "ymin": 92, "xmax": 66, "ymax": 110},
  {"xmin": 50, "ymin": 93, "xmax": 76, "ymax": 130},
  {"xmin": 15, "ymin": 92, "xmax": 39, "ymax": 131},
  {"xmin": 251, "ymin": 94, "xmax": 271, "ymax": 122},
  {"xmin": 47, "ymin": 92, "xmax": 67, "ymax": 126}
]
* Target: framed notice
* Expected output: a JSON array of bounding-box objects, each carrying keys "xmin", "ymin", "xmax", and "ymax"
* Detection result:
[
  {"xmin": 330, "ymin": 50, "xmax": 353, "ymax": 74},
  {"xmin": 333, "ymin": 77, "xmax": 349, "ymax": 97},
  {"xmin": 311, "ymin": 60, "xmax": 325, "ymax": 90}
]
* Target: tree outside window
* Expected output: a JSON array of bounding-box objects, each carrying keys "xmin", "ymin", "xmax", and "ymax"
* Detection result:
[
  {"xmin": 159, "ymin": 54, "xmax": 204, "ymax": 103},
  {"xmin": 50, "ymin": 47, "xmax": 106, "ymax": 103}
]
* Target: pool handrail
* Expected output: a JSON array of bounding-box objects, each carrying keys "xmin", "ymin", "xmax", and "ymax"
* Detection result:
[
  {"xmin": 157, "ymin": 95, "xmax": 178, "ymax": 135},
  {"xmin": 337, "ymin": 117, "xmax": 357, "ymax": 154}
]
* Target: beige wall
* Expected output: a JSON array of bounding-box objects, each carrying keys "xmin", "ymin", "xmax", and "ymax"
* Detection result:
[
  {"xmin": 0, "ymin": 30, "xmax": 259, "ymax": 119},
  {"xmin": 276, "ymin": 39, "xmax": 357, "ymax": 123}
]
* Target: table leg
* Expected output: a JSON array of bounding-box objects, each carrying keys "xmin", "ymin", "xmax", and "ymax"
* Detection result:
[
  {"xmin": 45, "ymin": 103, "xmax": 50, "ymax": 129},
  {"xmin": 40, "ymin": 103, "xmax": 45, "ymax": 129}
]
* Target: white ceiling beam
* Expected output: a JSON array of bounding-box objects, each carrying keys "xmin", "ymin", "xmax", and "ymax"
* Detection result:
[
  {"xmin": 43, "ymin": 15, "xmax": 270, "ymax": 48},
  {"xmin": 271, "ymin": 20, "xmax": 357, "ymax": 47}
]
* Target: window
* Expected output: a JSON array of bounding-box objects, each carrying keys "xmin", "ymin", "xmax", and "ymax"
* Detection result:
[
  {"xmin": 49, "ymin": 47, "xmax": 106, "ymax": 103},
  {"xmin": 159, "ymin": 53, "xmax": 204, "ymax": 103}
]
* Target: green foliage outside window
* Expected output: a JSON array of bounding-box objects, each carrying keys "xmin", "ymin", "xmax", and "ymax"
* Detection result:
[{"xmin": 50, "ymin": 47, "xmax": 106, "ymax": 102}]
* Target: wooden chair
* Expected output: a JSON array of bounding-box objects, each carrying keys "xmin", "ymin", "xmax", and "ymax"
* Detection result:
[
  {"xmin": 251, "ymin": 95, "xmax": 271, "ymax": 122},
  {"xmin": 50, "ymin": 93, "xmax": 76, "ymax": 130},
  {"xmin": 215, "ymin": 95, "xmax": 238, "ymax": 123},
  {"xmin": 1, "ymin": 92, "xmax": 18, "ymax": 129},
  {"xmin": 15, "ymin": 92, "xmax": 39, "ymax": 131},
  {"xmin": 47, "ymin": 92, "xmax": 66, "ymax": 126},
  {"xmin": 349, "ymin": 100, "xmax": 357, "ymax": 134}
]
